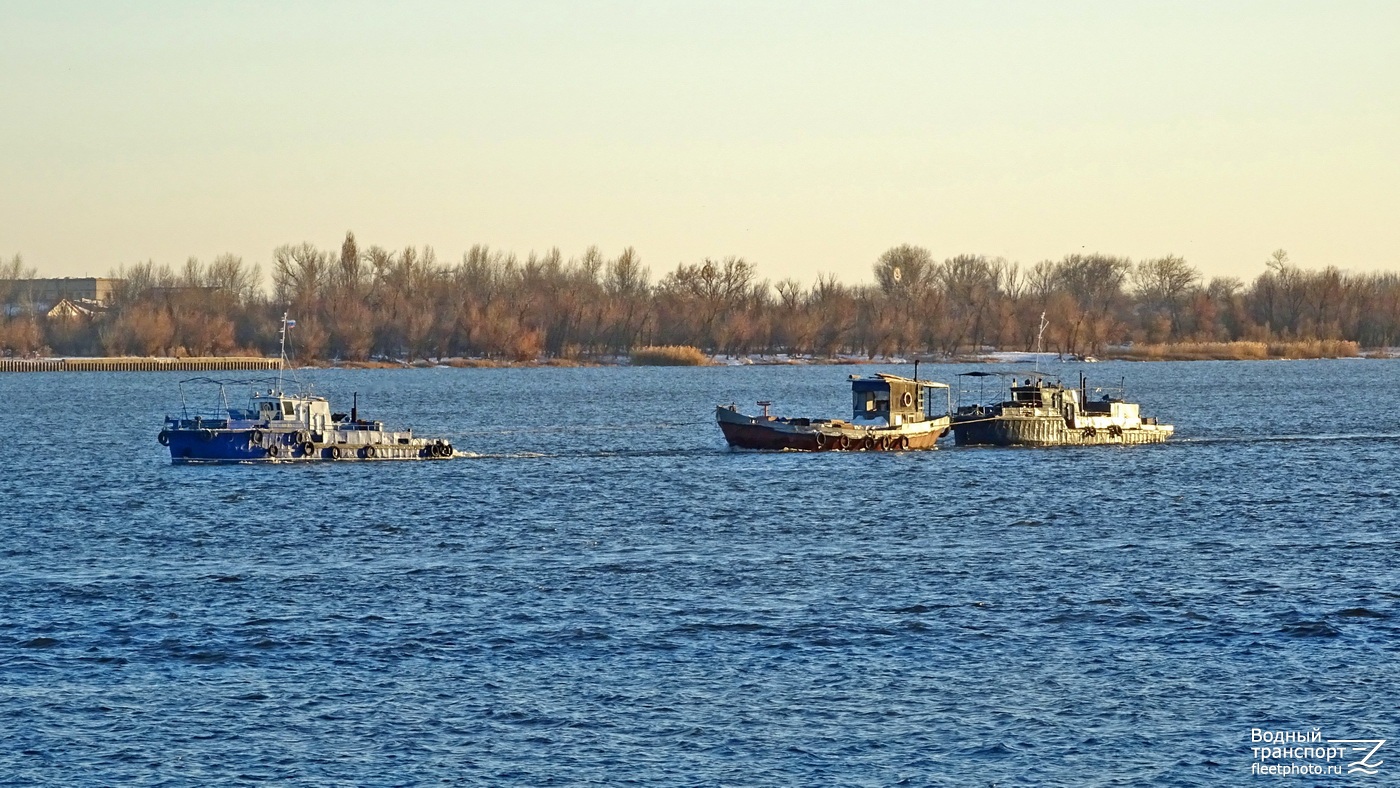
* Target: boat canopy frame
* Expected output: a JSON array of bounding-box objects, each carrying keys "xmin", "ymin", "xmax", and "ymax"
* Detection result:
[
  {"xmin": 174, "ymin": 375, "xmax": 320, "ymax": 422},
  {"xmin": 954, "ymin": 369, "xmax": 1127, "ymax": 409}
]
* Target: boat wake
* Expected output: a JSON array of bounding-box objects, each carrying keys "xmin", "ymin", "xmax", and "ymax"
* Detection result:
[
  {"xmin": 453, "ymin": 450, "xmax": 550, "ymax": 459},
  {"xmin": 446, "ymin": 422, "xmax": 707, "ymax": 438},
  {"xmin": 451, "ymin": 448, "xmax": 724, "ymax": 460}
]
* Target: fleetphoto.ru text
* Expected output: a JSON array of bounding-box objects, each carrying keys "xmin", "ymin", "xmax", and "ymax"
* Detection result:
[{"xmin": 1250, "ymin": 728, "xmax": 1385, "ymax": 777}]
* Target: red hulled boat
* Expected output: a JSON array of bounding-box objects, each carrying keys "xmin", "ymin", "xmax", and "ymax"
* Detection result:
[{"xmin": 716, "ymin": 373, "xmax": 951, "ymax": 452}]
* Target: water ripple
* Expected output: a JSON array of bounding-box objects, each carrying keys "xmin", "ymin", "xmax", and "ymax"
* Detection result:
[{"xmin": 1, "ymin": 361, "xmax": 1398, "ymax": 786}]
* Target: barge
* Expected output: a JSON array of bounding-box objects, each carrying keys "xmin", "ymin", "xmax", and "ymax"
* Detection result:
[{"xmin": 951, "ymin": 371, "xmax": 1173, "ymax": 447}]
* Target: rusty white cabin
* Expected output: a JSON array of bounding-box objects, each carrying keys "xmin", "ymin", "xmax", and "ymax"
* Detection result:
[{"xmin": 849, "ymin": 373, "xmax": 951, "ymax": 427}]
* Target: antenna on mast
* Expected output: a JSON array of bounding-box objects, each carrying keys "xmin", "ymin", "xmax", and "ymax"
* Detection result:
[
  {"xmin": 277, "ymin": 312, "xmax": 297, "ymax": 394},
  {"xmin": 1034, "ymin": 311, "xmax": 1048, "ymax": 375},
  {"xmin": 278, "ymin": 313, "xmax": 287, "ymax": 393}
]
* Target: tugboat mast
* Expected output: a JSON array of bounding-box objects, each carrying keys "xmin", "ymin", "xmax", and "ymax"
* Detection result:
[
  {"xmin": 1034, "ymin": 311, "xmax": 1048, "ymax": 375},
  {"xmin": 276, "ymin": 312, "xmax": 294, "ymax": 395}
]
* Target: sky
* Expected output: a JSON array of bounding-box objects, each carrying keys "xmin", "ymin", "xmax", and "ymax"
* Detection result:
[{"xmin": 3, "ymin": 1, "xmax": 1398, "ymax": 285}]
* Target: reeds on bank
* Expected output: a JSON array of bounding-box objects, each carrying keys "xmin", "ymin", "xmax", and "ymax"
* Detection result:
[
  {"xmin": 1117, "ymin": 340, "xmax": 1360, "ymax": 361},
  {"xmin": 629, "ymin": 345, "xmax": 711, "ymax": 366}
]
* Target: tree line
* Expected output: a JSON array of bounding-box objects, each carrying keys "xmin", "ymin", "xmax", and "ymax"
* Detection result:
[{"xmin": 3, "ymin": 237, "xmax": 1400, "ymax": 360}]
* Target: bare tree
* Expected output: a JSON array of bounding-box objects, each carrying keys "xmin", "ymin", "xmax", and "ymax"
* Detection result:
[
  {"xmin": 1133, "ymin": 255, "xmax": 1200, "ymax": 336},
  {"xmin": 0, "ymin": 253, "xmax": 37, "ymax": 309},
  {"xmin": 873, "ymin": 244, "xmax": 935, "ymax": 295},
  {"xmin": 272, "ymin": 243, "xmax": 330, "ymax": 309}
]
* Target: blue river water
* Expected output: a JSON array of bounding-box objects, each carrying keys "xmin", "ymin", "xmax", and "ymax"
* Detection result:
[{"xmin": 2, "ymin": 360, "xmax": 1397, "ymax": 786}]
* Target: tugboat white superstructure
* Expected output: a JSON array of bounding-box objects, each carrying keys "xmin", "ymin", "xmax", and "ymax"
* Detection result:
[{"xmin": 156, "ymin": 314, "xmax": 454, "ymax": 463}]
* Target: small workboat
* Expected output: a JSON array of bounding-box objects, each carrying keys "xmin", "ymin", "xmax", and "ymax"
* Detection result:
[
  {"xmin": 716, "ymin": 372, "xmax": 952, "ymax": 451},
  {"xmin": 156, "ymin": 315, "xmax": 454, "ymax": 463},
  {"xmin": 951, "ymin": 371, "xmax": 1173, "ymax": 447}
]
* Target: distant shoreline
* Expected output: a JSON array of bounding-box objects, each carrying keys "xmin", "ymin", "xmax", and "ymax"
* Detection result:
[
  {"xmin": 2, "ymin": 350, "xmax": 1386, "ymax": 372},
  {"xmin": 0, "ymin": 356, "xmax": 279, "ymax": 373}
]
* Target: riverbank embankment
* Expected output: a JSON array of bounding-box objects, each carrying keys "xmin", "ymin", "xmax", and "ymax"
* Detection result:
[{"xmin": 0, "ymin": 357, "xmax": 281, "ymax": 373}]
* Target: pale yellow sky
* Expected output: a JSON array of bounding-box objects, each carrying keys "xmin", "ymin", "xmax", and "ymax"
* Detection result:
[{"xmin": 3, "ymin": 1, "xmax": 1397, "ymax": 285}]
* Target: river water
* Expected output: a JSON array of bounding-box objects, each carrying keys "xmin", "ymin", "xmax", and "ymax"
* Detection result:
[{"xmin": 2, "ymin": 360, "xmax": 1397, "ymax": 786}]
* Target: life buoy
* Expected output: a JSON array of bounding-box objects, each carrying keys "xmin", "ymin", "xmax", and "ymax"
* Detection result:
[
  {"xmin": 300, "ymin": 441, "xmax": 316, "ymax": 457},
  {"xmin": 901, "ymin": 391, "xmax": 914, "ymax": 407},
  {"xmin": 814, "ymin": 432, "xmax": 827, "ymax": 449},
  {"xmin": 157, "ymin": 430, "xmax": 170, "ymax": 446},
  {"xmin": 899, "ymin": 435, "xmax": 911, "ymax": 451},
  {"xmin": 266, "ymin": 444, "xmax": 280, "ymax": 458}
]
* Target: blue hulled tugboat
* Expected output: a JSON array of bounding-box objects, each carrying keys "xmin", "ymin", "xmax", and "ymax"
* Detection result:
[{"xmin": 157, "ymin": 316, "xmax": 454, "ymax": 463}]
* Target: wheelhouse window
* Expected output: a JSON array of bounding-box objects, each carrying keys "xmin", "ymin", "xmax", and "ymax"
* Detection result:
[
  {"xmin": 855, "ymin": 390, "xmax": 890, "ymax": 413},
  {"xmin": 1011, "ymin": 385, "xmax": 1043, "ymax": 406}
]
